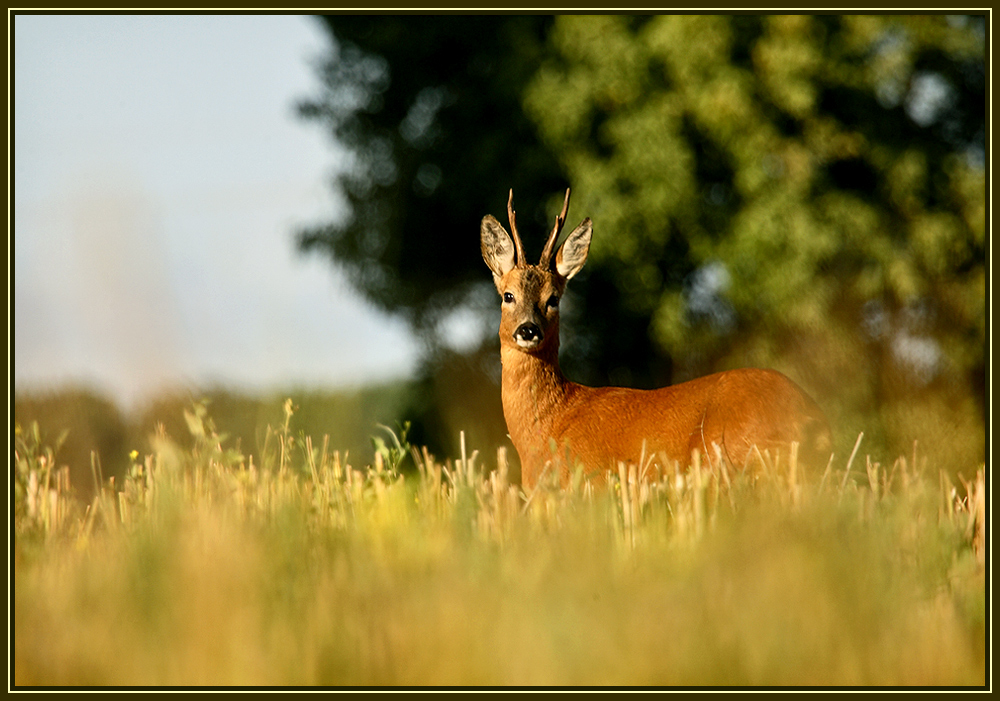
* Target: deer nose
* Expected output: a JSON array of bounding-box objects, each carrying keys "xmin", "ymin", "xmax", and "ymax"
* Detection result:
[{"xmin": 513, "ymin": 323, "xmax": 543, "ymax": 347}]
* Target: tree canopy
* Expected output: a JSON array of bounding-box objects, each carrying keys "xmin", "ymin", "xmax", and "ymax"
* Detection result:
[
  {"xmin": 298, "ymin": 16, "xmax": 563, "ymax": 336},
  {"xmin": 298, "ymin": 14, "xmax": 986, "ymax": 466}
]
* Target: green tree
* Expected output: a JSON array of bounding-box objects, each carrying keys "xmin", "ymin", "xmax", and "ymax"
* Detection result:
[
  {"xmin": 522, "ymin": 15, "xmax": 985, "ymax": 464},
  {"xmin": 299, "ymin": 15, "xmax": 985, "ymax": 468},
  {"xmin": 297, "ymin": 16, "xmax": 563, "ymax": 336}
]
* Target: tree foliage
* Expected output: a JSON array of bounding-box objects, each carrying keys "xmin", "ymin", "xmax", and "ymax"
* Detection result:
[
  {"xmin": 297, "ymin": 16, "xmax": 563, "ymax": 337},
  {"xmin": 299, "ymin": 14, "xmax": 986, "ymax": 464}
]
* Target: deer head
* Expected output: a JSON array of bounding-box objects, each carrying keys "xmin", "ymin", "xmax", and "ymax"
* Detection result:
[{"xmin": 480, "ymin": 189, "xmax": 592, "ymax": 353}]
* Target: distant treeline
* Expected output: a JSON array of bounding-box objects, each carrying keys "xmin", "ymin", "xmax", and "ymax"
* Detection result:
[{"xmin": 14, "ymin": 382, "xmax": 415, "ymax": 500}]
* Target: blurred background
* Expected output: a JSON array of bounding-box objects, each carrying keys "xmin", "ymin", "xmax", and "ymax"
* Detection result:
[{"xmin": 13, "ymin": 14, "xmax": 987, "ymax": 493}]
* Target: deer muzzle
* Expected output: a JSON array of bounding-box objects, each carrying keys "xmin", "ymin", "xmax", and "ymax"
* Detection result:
[{"xmin": 513, "ymin": 322, "xmax": 543, "ymax": 349}]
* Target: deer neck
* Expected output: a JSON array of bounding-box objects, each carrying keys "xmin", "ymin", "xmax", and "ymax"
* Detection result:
[{"xmin": 499, "ymin": 337, "xmax": 571, "ymax": 448}]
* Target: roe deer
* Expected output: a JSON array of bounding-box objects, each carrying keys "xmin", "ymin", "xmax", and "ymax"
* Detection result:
[{"xmin": 481, "ymin": 188, "xmax": 831, "ymax": 489}]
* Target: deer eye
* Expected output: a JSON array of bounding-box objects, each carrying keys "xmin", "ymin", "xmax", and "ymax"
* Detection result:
[
  {"xmin": 503, "ymin": 292, "xmax": 514, "ymax": 304},
  {"xmin": 546, "ymin": 295, "xmax": 560, "ymax": 309}
]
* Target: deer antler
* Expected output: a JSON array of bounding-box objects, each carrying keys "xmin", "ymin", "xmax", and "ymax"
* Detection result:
[
  {"xmin": 539, "ymin": 188, "xmax": 571, "ymax": 269},
  {"xmin": 507, "ymin": 189, "xmax": 527, "ymax": 268}
]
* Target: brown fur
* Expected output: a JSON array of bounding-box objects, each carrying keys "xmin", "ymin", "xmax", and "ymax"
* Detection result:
[{"xmin": 482, "ymin": 193, "xmax": 831, "ymax": 489}]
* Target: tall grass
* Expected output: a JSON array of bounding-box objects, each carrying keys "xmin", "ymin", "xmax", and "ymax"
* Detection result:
[{"xmin": 13, "ymin": 403, "xmax": 986, "ymax": 686}]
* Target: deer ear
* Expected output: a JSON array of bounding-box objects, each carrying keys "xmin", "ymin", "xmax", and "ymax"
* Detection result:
[
  {"xmin": 555, "ymin": 218, "xmax": 592, "ymax": 280},
  {"xmin": 481, "ymin": 215, "xmax": 516, "ymax": 287}
]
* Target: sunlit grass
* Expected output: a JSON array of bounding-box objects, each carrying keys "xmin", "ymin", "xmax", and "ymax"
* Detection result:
[{"xmin": 13, "ymin": 403, "xmax": 986, "ymax": 686}]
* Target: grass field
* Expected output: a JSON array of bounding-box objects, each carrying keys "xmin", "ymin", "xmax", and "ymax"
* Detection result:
[{"xmin": 12, "ymin": 401, "xmax": 987, "ymax": 687}]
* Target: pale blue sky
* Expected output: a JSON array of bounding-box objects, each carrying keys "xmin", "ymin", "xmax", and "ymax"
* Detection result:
[{"xmin": 13, "ymin": 14, "xmax": 420, "ymax": 409}]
